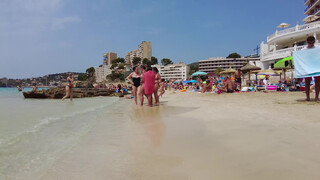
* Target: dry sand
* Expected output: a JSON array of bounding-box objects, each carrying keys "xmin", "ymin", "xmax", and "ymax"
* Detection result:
[{"xmin": 40, "ymin": 91, "xmax": 320, "ymax": 180}]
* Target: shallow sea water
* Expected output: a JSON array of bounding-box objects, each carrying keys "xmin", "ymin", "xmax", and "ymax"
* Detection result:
[{"xmin": 0, "ymin": 88, "xmax": 121, "ymax": 180}]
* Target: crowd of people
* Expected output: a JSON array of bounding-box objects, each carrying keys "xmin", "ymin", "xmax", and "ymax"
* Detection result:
[{"xmin": 31, "ymin": 37, "xmax": 320, "ymax": 103}]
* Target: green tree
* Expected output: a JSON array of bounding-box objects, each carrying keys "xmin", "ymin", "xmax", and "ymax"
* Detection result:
[
  {"xmin": 86, "ymin": 67, "xmax": 95, "ymax": 77},
  {"xmin": 86, "ymin": 67, "xmax": 95, "ymax": 82},
  {"xmin": 132, "ymin": 57, "xmax": 141, "ymax": 65},
  {"xmin": 118, "ymin": 63, "xmax": 125, "ymax": 69},
  {"xmin": 78, "ymin": 74, "xmax": 87, "ymax": 81},
  {"xmin": 227, "ymin": 53, "xmax": 241, "ymax": 58},
  {"xmin": 214, "ymin": 67, "xmax": 224, "ymax": 75},
  {"xmin": 111, "ymin": 58, "xmax": 125, "ymax": 64},
  {"xmin": 142, "ymin": 58, "xmax": 152, "ymax": 66},
  {"xmin": 161, "ymin": 58, "xmax": 173, "ymax": 66},
  {"xmin": 151, "ymin": 56, "xmax": 158, "ymax": 65},
  {"xmin": 189, "ymin": 62, "xmax": 199, "ymax": 75}
]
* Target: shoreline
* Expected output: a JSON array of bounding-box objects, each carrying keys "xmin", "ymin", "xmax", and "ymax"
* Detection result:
[{"xmin": 40, "ymin": 91, "xmax": 320, "ymax": 179}]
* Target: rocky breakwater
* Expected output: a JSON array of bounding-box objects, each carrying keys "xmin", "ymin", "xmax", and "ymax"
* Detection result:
[{"xmin": 23, "ymin": 88, "xmax": 127, "ymax": 99}]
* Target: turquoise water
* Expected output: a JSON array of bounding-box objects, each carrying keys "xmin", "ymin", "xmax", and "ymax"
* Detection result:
[{"xmin": 0, "ymin": 88, "xmax": 122, "ymax": 180}]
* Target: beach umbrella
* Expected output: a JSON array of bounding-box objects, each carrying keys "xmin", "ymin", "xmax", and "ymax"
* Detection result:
[
  {"xmin": 273, "ymin": 56, "xmax": 294, "ymax": 80},
  {"xmin": 182, "ymin": 80, "xmax": 189, "ymax": 84},
  {"xmin": 240, "ymin": 62, "xmax": 261, "ymax": 82},
  {"xmin": 220, "ymin": 67, "xmax": 236, "ymax": 75},
  {"xmin": 174, "ymin": 80, "xmax": 181, "ymax": 84},
  {"xmin": 303, "ymin": 15, "xmax": 319, "ymax": 23},
  {"xmin": 188, "ymin": 80, "xmax": 197, "ymax": 83},
  {"xmin": 277, "ymin": 23, "xmax": 290, "ymax": 29},
  {"xmin": 274, "ymin": 56, "xmax": 293, "ymax": 68},
  {"xmin": 256, "ymin": 69, "xmax": 279, "ymax": 76},
  {"xmin": 192, "ymin": 71, "xmax": 207, "ymax": 76}
]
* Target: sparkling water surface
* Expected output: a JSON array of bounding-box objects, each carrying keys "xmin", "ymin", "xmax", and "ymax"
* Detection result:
[{"xmin": 0, "ymin": 88, "xmax": 121, "ymax": 180}]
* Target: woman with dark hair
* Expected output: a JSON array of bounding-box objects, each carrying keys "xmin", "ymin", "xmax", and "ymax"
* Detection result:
[
  {"xmin": 126, "ymin": 66, "xmax": 141, "ymax": 105},
  {"xmin": 116, "ymin": 84, "xmax": 124, "ymax": 95},
  {"xmin": 62, "ymin": 73, "xmax": 74, "ymax": 101},
  {"xmin": 152, "ymin": 67, "xmax": 161, "ymax": 105}
]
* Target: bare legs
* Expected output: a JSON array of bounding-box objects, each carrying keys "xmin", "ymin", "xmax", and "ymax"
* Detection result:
[
  {"xmin": 154, "ymin": 84, "xmax": 159, "ymax": 105},
  {"xmin": 62, "ymin": 86, "xmax": 72, "ymax": 101},
  {"xmin": 138, "ymin": 85, "xmax": 144, "ymax": 106},
  {"xmin": 315, "ymin": 76, "xmax": 320, "ymax": 101},
  {"xmin": 146, "ymin": 94, "xmax": 153, "ymax": 107},
  {"xmin": 132, "ymin": 86, "xmax": 138, "ymax": 105},
  {"xmin": 305, "ymin": 77, "xmax": 311, "ymax": 101}
]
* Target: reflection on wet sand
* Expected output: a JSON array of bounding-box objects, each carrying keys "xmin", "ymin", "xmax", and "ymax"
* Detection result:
[{"xmin": 132, "ymin": 106, "xmax": 166, "ymax": 147}]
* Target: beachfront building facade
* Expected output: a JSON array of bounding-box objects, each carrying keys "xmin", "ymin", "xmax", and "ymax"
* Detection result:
[
  {"xmin": 152, "ymin": 63, "xmax": 190, "ymax": 81},
  {"xmin": 305, "ymin": 0, "xmax": 320, "ymax": 16},
  {"xmin": 259, "ymin": 1, "xmax": 320, "ymax": 69},
  {"xmin": 95, "ymin": 52, "xmax": 115, "ymax": 82},
  {"xmin": 103, "ymin": 52, "xmax": 117, "ymax": 65},
  {"xmin": 125, "ymin": 41, "xmax": 152, "ymax": 64},
  {"xmin": 95, "ymin": 65, "xmax": 112, "ymax": 82},
  {"xmin": 198, "ymin": 57, "xmax": 260, "ymax": 74}
]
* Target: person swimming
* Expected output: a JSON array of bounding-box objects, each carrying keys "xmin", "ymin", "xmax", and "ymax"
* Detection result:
[{"xmin": 62, "ymin": 73, "xmax": 74, "ymax": 101}]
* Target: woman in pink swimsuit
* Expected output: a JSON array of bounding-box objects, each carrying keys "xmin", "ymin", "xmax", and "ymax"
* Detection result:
[{"xmin": 143, "ymin": 67, "xmax": 155, "ymax": 107}]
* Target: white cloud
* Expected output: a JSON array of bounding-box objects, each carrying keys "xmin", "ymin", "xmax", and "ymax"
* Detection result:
[{"xmin": 52, "ymin": 16, "xmax": 81, "ymax": 30}]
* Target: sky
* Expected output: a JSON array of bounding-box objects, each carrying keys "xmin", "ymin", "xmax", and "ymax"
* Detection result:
[{"xmin": 0, "ymin": 0, "xmax": 305, "ymax": 78}]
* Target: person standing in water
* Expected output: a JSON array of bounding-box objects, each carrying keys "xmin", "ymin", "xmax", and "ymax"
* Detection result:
[
  {"xmin": 138, "ymin": 65, "xmax": 146, "ymax": 106},
  {"xmin": 159, "ymin": 79, "xmax": 166, "ymax": 97},
  {"xmin": 142, "ymin": 66, "xmax": 155, "ymax": 107},
  {"xmin": 62, "ymin": 73, "xmax": 74, "ymax": 101},
  {"xmin": 126, "ymin": 66, "xmax": 141, "ymax": 105},
  {"xmin": 152, "ymin": 67, "xmax": 161, "ymax": 105}
]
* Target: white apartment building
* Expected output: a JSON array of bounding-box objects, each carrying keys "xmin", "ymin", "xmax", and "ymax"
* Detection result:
[
  {"xmin": 152, "ymin": 63, "xmax": 190, "ymax": 81},
  {"xmin": 95, "ymin": 65, "xmax": 112, "ymax": 82},
  {"xmin": 260, "ymin": 0, "xmax": 320, "ymax": 69},
  {"xmin": 199, "ymin": 57, "xmax": 260, "ymax": 75}
]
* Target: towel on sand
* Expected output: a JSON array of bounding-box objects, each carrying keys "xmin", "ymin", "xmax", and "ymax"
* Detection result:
[{"xmin": 293, "ymin": 47, "xmax": 320, "ymax": 78}]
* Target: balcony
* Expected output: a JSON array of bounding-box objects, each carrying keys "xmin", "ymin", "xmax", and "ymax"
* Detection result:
[
  {"xmin": 305, "ymin": 0, "xmax": 312, "ymax": 5},
  {"xmin": 305, "ymin": 0, "xmax": 320, "ymax": 14},
  {"xmin": 267, "ymin": 21, "xmax": 320, "ymax": 42},
  {"xmin": 261, "ymin": 45, "xmax": 310, "ymax": 62}
]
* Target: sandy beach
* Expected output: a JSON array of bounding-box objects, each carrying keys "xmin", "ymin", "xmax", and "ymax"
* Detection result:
[{"xmin": 40, "ymin": 91, "xmax": 320, "ymax": 180}]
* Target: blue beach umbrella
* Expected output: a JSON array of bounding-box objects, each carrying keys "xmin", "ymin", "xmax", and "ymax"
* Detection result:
[
  {"xmin": 174, "ymin": 80, "xmax": 181, "ymax": 83},
  {"xmin": 191, "ymin": 71, "xmax": 207, "ymax": 76},
  {"xmin": 188, "ymin": 80, "xmax": 197, "ymax": 83},
  {"xmin": 182, "ymin": 80, "xmax": 189, "ymax": 84}
]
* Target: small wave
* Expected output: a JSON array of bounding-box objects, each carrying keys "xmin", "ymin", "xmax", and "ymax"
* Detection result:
[{"xmin": 0, "ymin": 100, "xmax": 118, "ymax": 148}]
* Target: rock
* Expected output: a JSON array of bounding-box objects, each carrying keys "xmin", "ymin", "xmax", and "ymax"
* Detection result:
[
  {"xmin": 23, "ymin": 88, "xmax": 128, "ymax": 99},
  {"xmin": 74, "ymin": 81, "xmax": 94, "ymax": 88}
]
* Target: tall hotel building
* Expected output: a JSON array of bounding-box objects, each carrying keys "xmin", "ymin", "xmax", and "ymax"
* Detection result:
[
  {"xmin": 259, "ymin": 0, "xmax": 320, "ymax": 69},
  {"xmin": 125, "ymin": 41, "xmax": 152, "ymax": 64},
  {"xmin": 95, "ymin": 52, "xmax": 116, "ymax": 82},
  {"xmin": 103, "ymin": 52, "xmax": 117, "ymax": 65}
]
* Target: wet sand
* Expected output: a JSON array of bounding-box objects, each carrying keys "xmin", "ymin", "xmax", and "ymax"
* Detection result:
[{"xmin": 40, "ymin": 91, "xmax": 320, "ymax": 180}]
